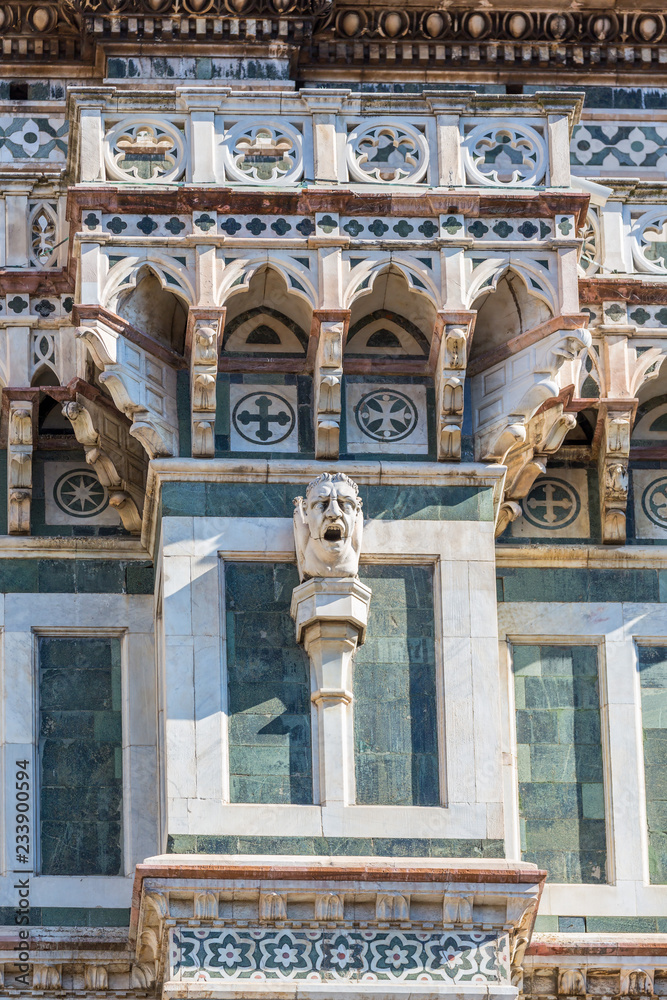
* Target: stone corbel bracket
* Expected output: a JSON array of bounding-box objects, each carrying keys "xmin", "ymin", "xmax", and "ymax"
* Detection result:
[
  {"xmin": 595, "ymin": 400, "xmax": 636, "ymax": 545},
  {"xmin": 62, "ymin": 400, "xmax": 143, "ymax": 534},
  {"xmin": 133, "ymin": 889, "xmax": 169, "ymax": 989},
  {"xmin": 312, "ymin": 310, "xmax": 349, "ymax": 461},
  {"xmin": 186, "ymin": 307, "xmax": 225, "ymax": 459},
  {"xmin": 75, "ymin": 316, "xmax": 178, "ymax": 460},
  {"xmin": 495, "ymin": 402, "xmax": 578, "ymax": 539},
  {"xmin": 471, "ymin": 325, "xmax": 590, "ymax": 537},
  {"xmin": 7, "ymin": 400, "xmax": 34, "ymax": 535},
  {"xmin": 474, "ymin": 327, "xmax": 591, "ymax": 466},
  {"xmin": 431, "ymin": 311, "xmax": 475, "ymax": 462}
]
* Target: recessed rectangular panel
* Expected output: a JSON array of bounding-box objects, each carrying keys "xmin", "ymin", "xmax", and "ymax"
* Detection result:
[
  {"xmin": 44, "ymin": 461, "xmax": 120, "ymax": 526},
  {"xmin": 229, "ymin": 383, "xmax": 299, "ymax": 453},
  {"xmin": 39, "ymin": 636, "xmax": 122, "ymax": 875},
  {"xmin": 345, "ymin": 383, "xmax": 428, "ymax": 455}
]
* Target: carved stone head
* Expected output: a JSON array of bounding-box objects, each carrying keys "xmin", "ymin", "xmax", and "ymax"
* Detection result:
[{"xmin": 293, "ymin": 473, "xmax": 363, "ymax": 581}]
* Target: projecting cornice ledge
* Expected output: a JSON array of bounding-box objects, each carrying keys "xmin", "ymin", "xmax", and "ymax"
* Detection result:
[{"xmin": 131, "ymin": 856, "xmax": 546, "ymax": 1000}]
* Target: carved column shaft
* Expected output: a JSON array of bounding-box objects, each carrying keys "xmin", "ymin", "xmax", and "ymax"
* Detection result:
[
  {"xmin": 7, "ymin": 400, "xmax": 34, "ymax": 535},
  {"xmin": 597, "ymin": 403, "xmax": 633, "ymax": 545},
  {"xmin": 189, "ymin": 313, "xmax": 224, "ymax": 458},
  {"xmin": 434, "ymin": 317, "xmax": 471, "ymax": 461},
  {"xmin": 313, "ymin": 314, "xmax": 347, "ymax": 461},
  {"xmin": 291, "ymin": 473, "xmax": 370, "ymax": 806},
  {"xmin": 292, "ymin": 577, "xmax": 371, "ymax": 806}
]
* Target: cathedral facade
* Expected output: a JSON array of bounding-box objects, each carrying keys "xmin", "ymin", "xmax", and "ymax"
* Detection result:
[{"xmin": 1, "ymin": 1, "xmax": 667, "ymax": 998}]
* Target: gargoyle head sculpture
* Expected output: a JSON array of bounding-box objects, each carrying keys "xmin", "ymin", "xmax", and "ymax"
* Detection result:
[{"xmin": 293, "ymin": 473, "xmax": 363, "ymax": 581}]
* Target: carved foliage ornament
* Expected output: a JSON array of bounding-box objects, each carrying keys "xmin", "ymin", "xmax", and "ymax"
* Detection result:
[
  {"xmin": 347, "ymin": 119, "xmax": 429, "ymax": 184},
  {"xmin": 462, "ymin": 122, "xmax": 547, "ymax": 187},
  {"xmin": 293, "ymin": 473, "xmax": 363, "ymax": 581},
  {"xmin": 104, "ymin": 117, "xmax": 186, "ymax": 183},
  {"xmin": 222, "ymin": 120, "xmax": 304, "ymax": 185}
]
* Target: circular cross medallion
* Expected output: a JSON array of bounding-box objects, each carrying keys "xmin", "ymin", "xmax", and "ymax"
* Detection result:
[
  {"xmin": 522, "ymin": 477, "xmax": 580, "ymax": 529},
  {"xmin": 354, "ymin": 389, "xmax": 419, "ymax": 442},
  {"xmin": 54, "ymin": 468, "xmax": 109, "ymax": 518},
  {"xmin": 232, "ymin": 391, "xmax": 296, "ymax": 445},
  {"xmin": 642, "ymin": 476, "xmax": 667, "ymax": 527}
]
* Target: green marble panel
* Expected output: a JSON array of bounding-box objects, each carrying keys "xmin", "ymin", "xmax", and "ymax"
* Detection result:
[
  {"xmin": 0, "ymin": 559, "xmax": 153, "ymax": 594},
  {"xmin": 39, "ymin": 637, "xmax": 122, "ymax": 876},
  {"xmin": 166, "ymin": 834, "xmax": 504, "ymax": 857},
  {"xmin": 161, "ymin": 482, "xmax": 494, "ymax": 521},
  {"xmin": 498, "ymin": 567, "xmax": 662, "ymax": 603},
  {"xmin": 514, "ymin": 644, "xmax": 606, "ymax": 884},
  {"xmin": 354, "ymin": 565, "xmax": 439, "ymax": 806},
  {"xmin": 225, "ymin": 562, "xmax": 312, "ymax": 805},
  {"xmin": 638, "ymin": 646, "xmax": 667, "ymax": 883}
]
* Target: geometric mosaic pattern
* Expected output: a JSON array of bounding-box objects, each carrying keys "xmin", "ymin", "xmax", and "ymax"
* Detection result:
[
  {"xmin": 571, "ymin": 124, "xmax": 667, "ymax": 171},
  {"xmin": 171, "ymin": 928, "xmax": 505, "ymax": 983},
  {"xmin": 0, "ymin": 117, "xmax": 68, "ymax": 161}
]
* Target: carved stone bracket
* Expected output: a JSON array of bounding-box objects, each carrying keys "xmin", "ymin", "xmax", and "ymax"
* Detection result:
[
  {"xmin": 62, "ymin": 401, "xmax": 142, "ymax": 533},
  {"xmin": 432, "ymin": 312, "xmax": 474, "ymax": 462},
  {"xmin": 187, "ymin": 311, "xmax": 224, "ymax": 458},
  {"xmin": 7, "ymin": 401, "xmax": 34, "ymax": 535},
  {"xmin": 313, "ymin": 316, "xmax": 346, "ymax": 461},
  {"xmin": 597, "ymin": 401, "xmax": 635, "ymax": 545},
  {"xmin": 474, "ymin": 327, "xmax": 590, "ymax": 466},
  {"xmin": 76, "ymin": 314, "xmax": 178, "ymax": 459},
  {"xmin": 495, "ymin": 403, "xmax": 577, "ymax": 538}
]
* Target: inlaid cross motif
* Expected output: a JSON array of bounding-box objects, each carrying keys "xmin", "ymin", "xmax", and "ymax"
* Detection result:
[
  {"xmin": 523, "ymin": 479, "xmax": 580, "ymax": 530},
  {"xmin": 237, "ymin": 395, "xmax": 290, "ymax": 441},
  {"xmin": 231, "ymin": 390, "xmax": 296, "ymax": 446},
  {"xmin": 527, "ymin": 483, "xmax": 572, "ymax": 523}
]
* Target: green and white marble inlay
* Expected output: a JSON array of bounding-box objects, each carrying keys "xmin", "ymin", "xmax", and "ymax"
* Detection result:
[{"xmin": 171, "ymin": 928, "xmax": 506, "ymax": 984}]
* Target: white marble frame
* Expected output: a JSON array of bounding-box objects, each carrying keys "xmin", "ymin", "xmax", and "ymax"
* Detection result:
[
  {"xmin": 161, "ymin": 514, "xmax": 503, "ymax": 843},
  {"xmin": 0, "ymin": 593, "xmax": 156, "ymax": 913},
  {"xmin": 498, "ymin": 601, "xmax": 667, "ymax": 919}
]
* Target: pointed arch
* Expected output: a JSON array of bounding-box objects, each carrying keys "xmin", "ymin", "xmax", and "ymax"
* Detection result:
[
  {"xmin": 221, "ymin": 263, "xmax": 313, "ymax": 356},
  {"xmin": 345, "ymin": 264, "xmax": 436, "ymax": 359},
  {"xmin": 343, "ymin": 254, "xmax": 441, "ymax": 311},
  {"xmin": 218, "ymin": 254, "xmax": 317, "ymax": 311},
  {"xmin": 102, "ymin": 251, "xmax": 195, "ymax": 312}
]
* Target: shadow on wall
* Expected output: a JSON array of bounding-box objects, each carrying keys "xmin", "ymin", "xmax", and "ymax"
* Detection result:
[{"xmin": 117, "ymin": 266, "xmax": 188, "ymax": 354}]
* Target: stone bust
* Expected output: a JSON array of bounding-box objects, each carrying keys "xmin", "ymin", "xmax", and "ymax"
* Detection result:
[{"xmin": 293, "ymin": 473, "xmax": 363, "ymax": 581}]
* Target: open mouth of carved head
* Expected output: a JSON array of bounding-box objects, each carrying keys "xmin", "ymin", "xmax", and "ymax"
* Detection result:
[{"xmin": 323, "ymin": 525, "xmax": 344, "ymax": 542}]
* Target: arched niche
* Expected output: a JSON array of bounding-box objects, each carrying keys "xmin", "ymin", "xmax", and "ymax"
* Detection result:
[
  {"xmin": 31, "ymin": 365, "xmax": 59, "ymax": 388},
  {"xmin": 38, "ymin": 395, "xmax": 74, "ymax": 436},
  {"xmin": 632, "ymin": 364, "xmax": 667, "ymax": 444},
  {"xmin": 223, "ymin": 266, "xmax": 311, "ymax": 355},
  {"xmin": 117, "ymin": 266, "xmax": 187, "ymax": 354},
  {"xmin": 470, "ymin": 269, "xmax": 553, "ymax": 361},
  {"xmin": 346, "ymin": 266, "xmax": 435, "ymax": 358}
]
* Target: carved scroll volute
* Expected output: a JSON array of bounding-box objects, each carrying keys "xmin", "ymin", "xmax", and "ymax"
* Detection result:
[
  {"xmin": 190, "ymin": 319, "xmax": 223, "ymax": 459},
  {"xmin": 434, "ymin": 317, "xmax": 473, "ymax": 462},
  {"xmin": 314, "ymin": 320, "xmax": 345, "ymax": 461},
  {"xmin": 8, "ymin": 402, "xmax": 34, "ymax": 535},
  {"xmin": 61, "ymin": 400, "xmax": 143, "ymax": 535}
]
